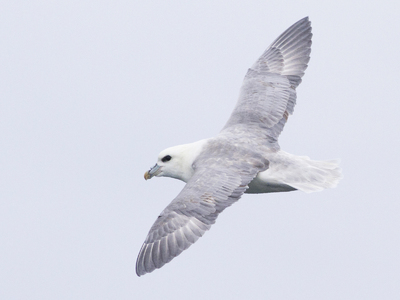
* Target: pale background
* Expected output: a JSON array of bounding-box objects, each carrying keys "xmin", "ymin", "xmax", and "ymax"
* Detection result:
[{"xmin": 1, "ymin": 1, "xmax": 399, "ymax": 299}]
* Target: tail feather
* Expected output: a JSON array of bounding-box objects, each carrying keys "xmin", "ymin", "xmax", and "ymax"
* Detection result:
[
  {"xmin": 282, "ymin": 158, "xmax": 342, "ymax": 193},
  {"xmin": 265, "ymin": 152, "xmax": 343, "ymax": 193}
]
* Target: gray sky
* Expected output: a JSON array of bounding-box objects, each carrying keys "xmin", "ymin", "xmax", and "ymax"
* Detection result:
[{"xmin": 1, "ymin": 1, "xmax": 399, "ymax": 299}]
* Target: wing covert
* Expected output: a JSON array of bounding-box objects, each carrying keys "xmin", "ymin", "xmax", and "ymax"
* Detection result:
[{"xmin": 136, "ymin": 150, "xmax": 268, "ymax": 276}]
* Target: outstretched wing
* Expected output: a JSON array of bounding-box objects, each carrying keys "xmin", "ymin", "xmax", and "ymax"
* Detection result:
[
  {"xmin": 136, "ymin": 146, "xmax": 268, "ymax": 276},
  {"xmin": 223, "ymin": 17, "xmax": 312, "ymax": 144}
]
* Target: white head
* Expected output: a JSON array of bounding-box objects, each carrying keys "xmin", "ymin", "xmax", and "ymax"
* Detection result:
[{"xmin": 144, "ymin": 139, "xmax": 207, "ymax": 183}]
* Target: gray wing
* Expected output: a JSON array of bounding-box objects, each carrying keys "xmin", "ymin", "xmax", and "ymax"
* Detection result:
[
  {"xmin": 223, "ymin": 17, "xmax": 312, "ymax": 144},
  {"xmin": 136, "ymin": 149, "xmax": 268, "ymax": 276}
]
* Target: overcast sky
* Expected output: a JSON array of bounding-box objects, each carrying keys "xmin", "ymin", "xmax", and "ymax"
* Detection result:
[{"xmin": 1, "ymin": 1, "xmax": 399, "ymax": 299}]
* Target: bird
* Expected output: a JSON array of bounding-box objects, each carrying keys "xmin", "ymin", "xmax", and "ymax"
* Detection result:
[{"xmin": 136, "ymin": 17, "xmax": 342, "ymax": 276}]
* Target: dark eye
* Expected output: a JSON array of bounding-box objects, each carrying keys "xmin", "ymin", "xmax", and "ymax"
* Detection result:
[{"xmin": 161, "ymin": 155, "xmax": 172, "ymax": 163}]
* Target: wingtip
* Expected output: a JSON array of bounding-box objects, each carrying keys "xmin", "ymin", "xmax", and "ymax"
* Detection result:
[
  {"xmin": 135, "ymin": 262, "xmax": 149, "ymax": 277},
  {"xmin": 135, "ymin": 262, "xmax": 144, "ymax": 277},
  {"xmin": 135, "ymin": 243, "xmax": 149, "ymax": 277},
  {"xmin": 296, "ymin": 16, "xmax": 311, "ymax": 29},
  {"xmin": 300, "ymin": 16, "xmax": 310, "ymax": 22}
]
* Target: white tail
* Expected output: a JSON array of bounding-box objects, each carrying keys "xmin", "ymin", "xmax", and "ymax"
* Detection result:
[
  {"xmin": 280, "ymin": 157, "xmax": 342, "ymax": 193},
  {"xmin": 249, "ymin": 151, "xmax": 343, "ymax": 194}
]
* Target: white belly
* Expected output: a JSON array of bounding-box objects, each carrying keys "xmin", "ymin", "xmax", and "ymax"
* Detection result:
[{"xmin": 245, "ymin": 170, "xmax": 296, "ymax": 194}]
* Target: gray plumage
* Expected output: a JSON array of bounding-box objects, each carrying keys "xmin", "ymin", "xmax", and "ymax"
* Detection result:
[
  {"xmin": 223, "ymin": 16, "xmax": 311, "ymax": 145},
  {"xmin": 137, "ymin": 17, "xmax": 342, "ymax": 276}
]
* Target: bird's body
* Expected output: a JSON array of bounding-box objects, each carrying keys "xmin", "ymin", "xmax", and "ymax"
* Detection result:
[{"xmin": 137, "ymin": 17, "xmax": 342, "ymax": 276}]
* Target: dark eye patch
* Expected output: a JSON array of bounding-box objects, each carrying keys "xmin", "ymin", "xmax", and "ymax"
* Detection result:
[{"xmin": 161, "ymin": 155, "xmax": 172, "ymax": 163}]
